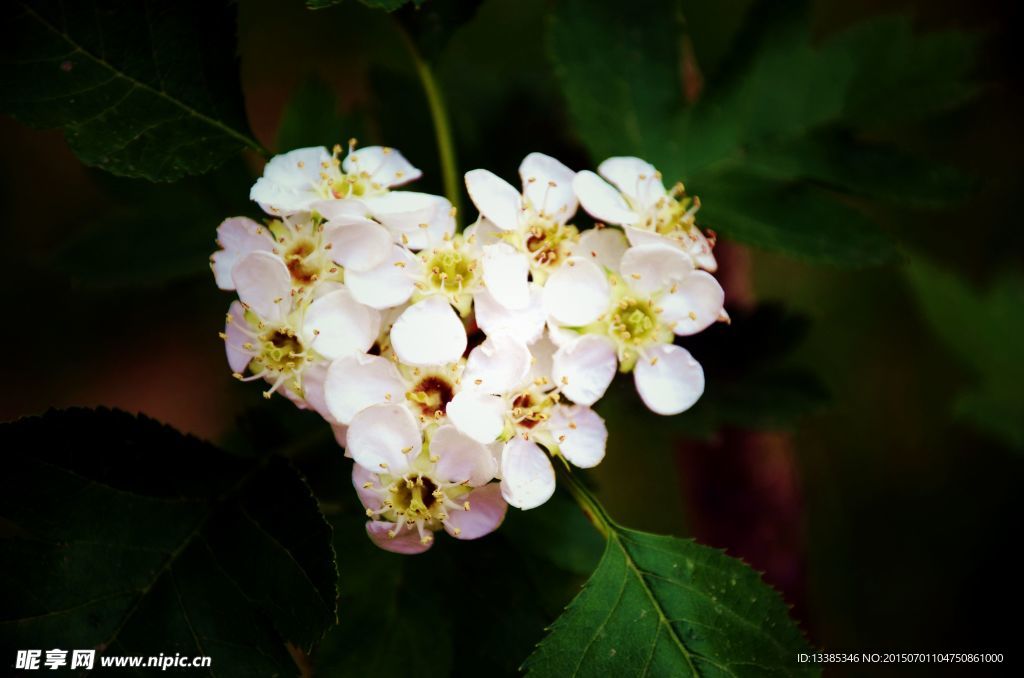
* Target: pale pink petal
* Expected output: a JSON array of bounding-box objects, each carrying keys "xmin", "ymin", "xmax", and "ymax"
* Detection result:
[
  {"xmin": 390, "ymin": 296, "xmax": 468, "ymax": 366},
  {"xmin": 569, "ymin": 227, "xmax": 628, "ymax": 273},
  {"xmin": 446, "ymin": 391, "xmax": 506, "ymax": 444},
  {"xmin": 364, "ymin": 192, "xmax": 454, "ymax": 250},
  {"xmin": 344, "ymin": 244, "xmax": 419, "ymax": 310},
  {"xmin": 542, "ymin": 257, "xmax": 610, "ymax": 327},
  {"xmin": 549, "ymin": 405, "xmax": 607, "ymax": 469},
  {"xmin": 473, "ymin": 286, "xmax": 546, "ymax": 345},
  {"xmin": 212, "ymin": 217, "xmax": 274, "ymax": 289},
  {"xmin": 620, "ymin": 243, "xmax": 694, "ymax": 294},
  {"xmin": 552, "ymin": 335, "xmax": 618, "ymax": 406},
  {"xmin": 499, "ymin": 438, "xmax": 556, "ymax": 510},
  {"xmin": 634, "ymin": 344, "xmax": 705, "ymax": 415},
  {"xmin": 347, "ymin": 403, "xmax": 419, "ymax": 474},
  {"xmin": 465, "ymin": 169, "xmax": 523, "ymax": 231},
  {"xmin": 343, "ymin": 146, "xmax": 422, "ymax": 188},
  {"xmin": 322, "ymin": 216, "xmax": 393, "ymax": 272},
  {"xmin": 464, "ymin": 335, "xmax": 531, "ymax": 394},
  {"xmin": 519, "ymin": 152, "xmax": 577, "ymax": 223},
  {"xmin": 232, "ymin": 251, "xmax": 292, "ymax": 323},
  {"xmin": 301, "ymin": 287, "xmax": 381, "ymax": 360},
  {"xmin": 444, "ymin": 483, "xmax": 507, "ymax": 539},
  {"xmin": 573, "ymin": 170, "xmax": 638, "ymax": 225},
  {"xmin": 224, "ymin": 301, "xmax": 253, "ymax": 375},
  {"xmin": 431, "ymin": 424, "xmax": 496, "ymax": 486},
  {"xmin": 352, "ymin": 464, "xmax": 382, "ymax": 510},
  {"xmin": 366, "ymin": 520, "xmax": 434, "ymax": 554},
  {"xmin": 324, "ymin": 353, "xmax": 405, "ymax": 424},
  {"xmin": 660, "ymin": 270, "xmax": 725, "ymax": 336},
  {"xmin": 597, "ymin": 156, "xmax": 666, "ymax": 210}
]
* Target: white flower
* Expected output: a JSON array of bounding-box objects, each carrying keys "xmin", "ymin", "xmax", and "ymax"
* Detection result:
[
  {"xmin": 349, "ymin": 405, "xmax": 505, "ymax": 553},
  {"xmin": 573, "ymin": 156, "xmax": 717, "ymax": 271},
  {"xmin": 323, "ymin": 351, "xmax": 468, "ymax": 429},
  {"xmin": 443, "ymin": 334, "xmax": 609, "ymax": 510},
  {"xmin": 250, "ymin": 144, "xmax": 422, "ymax": 217},
  {"xmin": 464, "ymin": 152, "xmax": 581, "ymax": 286},
  {"xmin": 221, "ymin": 300, "xmax": 315, "ymax": 401},
  {"xmin": 545, "ymin": 243, "xmax": 724, "ymax": 415}
]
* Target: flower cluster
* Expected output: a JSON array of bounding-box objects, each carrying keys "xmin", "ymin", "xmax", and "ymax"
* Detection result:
[{"xmin": 212, "ymin": 143, "xmax": 725, "ymax": 554}]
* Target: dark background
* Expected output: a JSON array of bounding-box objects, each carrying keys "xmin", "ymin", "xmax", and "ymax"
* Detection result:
[{"xmin": 1, "ymin": 0, "xmax": 1021, "ymax": 675}]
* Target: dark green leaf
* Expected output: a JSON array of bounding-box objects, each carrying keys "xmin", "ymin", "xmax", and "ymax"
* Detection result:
[
  {"xmin": 548, "ymin": 0, "xmax": 977, "ymax": 264},
  {"xmin": 0, "ymin": 408, "xmax": 337, "ymax": 674},
  {"xmin": 0, "ymin": 1, "xmax": 262, "ymax": 181},
  {"xmin": 906, "ymin": 259, "xmax": 1024, "ymax": 449},
  {"xmin": 525, "ymin": 523, "xmax": 816, "ymax": 676}
]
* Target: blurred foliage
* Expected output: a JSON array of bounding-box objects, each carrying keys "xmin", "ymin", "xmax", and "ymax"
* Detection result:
[
  {"xmin": 906, "ymin": 258, "xmax": 1024, "ymax": 450},
  {"xmin": 0, "ymin": 0, "xmax": 261, "ymax": 181},
  {"xmin": 549, "ymin": 0, "xmax": 977, "ymax": 265},
  {"xmin": 0, "ymin": 408, "xmax": 337, "ymax": 675}
]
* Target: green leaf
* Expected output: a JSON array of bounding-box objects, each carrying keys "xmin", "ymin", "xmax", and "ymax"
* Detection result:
[
  {"xmin": 906, "ymin": 259, "xmax": 1024, "ymax": 449},
  {"xmin": 525, "ymin": 520, "xmax": 816, "ymax": 676},
  {"xmin": 0, "ymin": 1, "xmax": 262, "ymax": 181},
  {"xmin": 548, "ymin": 0, "xmax": 977, "ymax": 265},
  {"xmin": 0, "ymin": 408, "xmax": 337, "ymax": 673}
]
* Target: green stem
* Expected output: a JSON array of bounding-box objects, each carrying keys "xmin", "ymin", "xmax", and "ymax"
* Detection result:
[
  {"xmin": 557, "ymin": 465, "xmax": 613, "ymax": 540},
  {"xmin": 397, "ymin": 27, "xmax": 462, "ymax": 217}
]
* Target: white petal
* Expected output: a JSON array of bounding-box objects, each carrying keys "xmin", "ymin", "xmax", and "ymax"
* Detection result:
[
  {"xmin": 546, "ymin": 320, "xmax": 581, "ymax": 348},
  {"xmin": 366, "ymin": 520, "xmax": 433, "ymax": 554},
  {"xmin": 324, "ymin": 354, "xmax": 405, "ymax": 424},
  {"xmin": 431, "ymin": 424, "xmax": 496, "ymax": 485},
  {"xmin": 352, "ymin": 464, "xmax": 381, "ymax": 511},
  {"xmin": 390, "ymin": 296, "xmax": 467, "ymax": 366},
  {"xmin": 446, "ymin": 391, "xmax": 506, "ymax": 444},
  {"xmin": 549, "ymin": 405, "xmax": 607, "ymax": 469},
  {"xmin": 542, "ymin": 257, "xmax": 610, "ymax": 327},
  {"xmin": 519, "ymin": 152, "xmax": 577, "ymax": 223},
  {"xmin": 224, "ymin": 301, "xmax": 252, "ymax": 374},
  {"xmin": 322, "ymin": 216, "xmax": 393, "ymax": 272},
  {"xmin": 660, "ymin": 270, "xmax": 725, "ymax": 336},
  {"xmin": 364, "ymin": 192, "xmax": 454, "ymax": 250},
  {"xmin": 344, "ymin": 244, "xmax": 419, "ymax": 310},
  {"xmin": 634, "ymin": 344, "xmax": 705, "ymax": 415},
  {"xmin": 552, "ymin": 335, "xmax": 618, "ymax": 406},
  {"xmin": 343, "ymin": 146, "xmax": 422, "ymax": 188},
  {"xmin": 525, "ymin": 334, "xmax": 557, "ymax": 385},
  {"xmin": 212, "ymin": 217, "xmax": 274, "ymax": 289},
  {"xmin": 299, "ymin": 361, "xmax": 336, "ymax": 423},
  {"xmin": 624, "ymin": 226, "xmax": 682, "ymax": 250},
  {"xmin": 573, "ymin": 170, "xmax": 638, "ymax": 225},
  {"xmin": 569, "ymin": 227, "xmax": 628, "ymax": 274},
  {"xmin": 232, "ymin": 251, "xmax": 291, "ymax": 323},
  {"xmin": 481, "ymin": 243, "xmax": 530, "ymax": 310},
  {"xmin": 473, "ymin": 286, "xmax": 546, "ymax": 345},
  {"xmin": 347, "ymin": 403, "xmax": 419, "ymax": 474},
  {"xmin": 310, "ymin": 198, "xmax": 369, "ymax": 221},
  {"xmin": 444, "ymin": 483, "xmax": 507, "ymax": 540},
  {"xmin": 463, "ymin": 335, "xmax": 531, "ymax": 394},
  {"xmin": 301, "ymin": 287, "xmax": 381, "ymax": 360},
  {"xmin": 465, "ymin": 169, "xmax": 523, "ymax": 231},
  {"xmin": 598, "ymin": 156, "xmax": 666, "ymax": 210},
  {"xmin": 464, "ymin": 217, "xmax": 503, "ymax": 247},
  {"xmin": 251, "ymin": 147, "xmax": 332, "ymax": 215},
  {"xmin": 499, "ymin": 438, "xmax": 556, "ymax": 510},
  {"xmin": 620, "ymin": 243, "xmax": 694, "ymax": 294}
]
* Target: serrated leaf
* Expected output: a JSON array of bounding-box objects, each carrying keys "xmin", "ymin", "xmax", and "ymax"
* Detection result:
[
  {"xmin": 0, "ymin": 1, "xmax": 262, "ymax": 181},
  {"xmin": 525, "ymin": 523, "xmax": 816, "ymax": 677},
  {"xmin": 905, "ymin": 259, "xmax": 1024, "ymax": 449},
  {"xmin": 548, "ymin": 0, "xmax": 977, "ymax": 265},
  {"xmin": 0, "ymin": 408, "xmax": 337, "ymax": 674}
]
